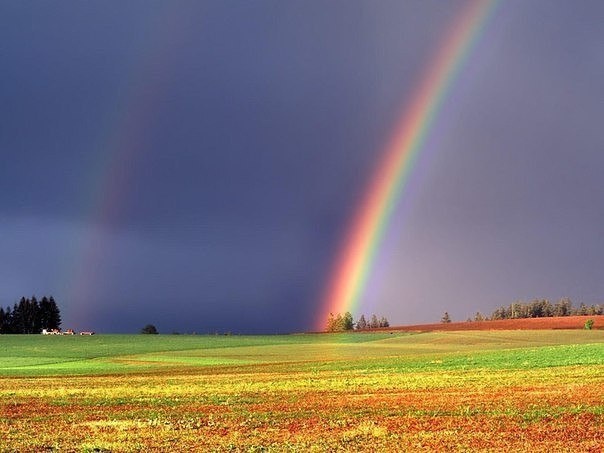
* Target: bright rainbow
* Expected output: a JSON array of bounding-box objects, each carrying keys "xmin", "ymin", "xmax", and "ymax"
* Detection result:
[{"xmin": 316, "ymin": 0, "xmax": 499, "ymax": 330}]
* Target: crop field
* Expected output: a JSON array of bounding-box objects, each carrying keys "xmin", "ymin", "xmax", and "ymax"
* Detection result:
[{"xmin": 0, "ymin": 329, "xmax": 603, "ymax": 451}]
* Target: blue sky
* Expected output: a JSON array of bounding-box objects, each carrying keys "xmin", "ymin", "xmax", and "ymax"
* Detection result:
[{"xmin": 1, "ymin": 0, "xmax": 603, "ymax": 333}]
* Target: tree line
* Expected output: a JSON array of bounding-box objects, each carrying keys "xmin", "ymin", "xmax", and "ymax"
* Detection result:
[
  {"xmin": 467, "ymin": 298, "xmax": 603, "ymax": 322},
  {"xmin": 0, "ymin": 296, "xmax": 62, "ymax": 334},
  {"xmin": 326, "ymin": 312, "xmax": 389, "ymax": 332}
]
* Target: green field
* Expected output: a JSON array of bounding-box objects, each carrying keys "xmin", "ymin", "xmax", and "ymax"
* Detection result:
[
  {"xmin": 0, "ymin": 330, "xmax": 603, "ymax": 450},
  {"xmin": 1, "ymin": 330, "xmax": 602, "ymax": 376}
]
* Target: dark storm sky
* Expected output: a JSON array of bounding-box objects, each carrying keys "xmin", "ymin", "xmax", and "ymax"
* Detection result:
[{"xmin": 1, "ymin": 1, "xmax": 603, "ymax": 333}]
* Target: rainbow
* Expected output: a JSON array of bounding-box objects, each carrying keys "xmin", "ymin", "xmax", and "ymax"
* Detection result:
[
  {"xmin": 316, "ymin": 0, "xmax": 499, "ymax": 330},
  {"xmin": 65, "ymin": 4, "xmax": 182, "ymax": 327}
]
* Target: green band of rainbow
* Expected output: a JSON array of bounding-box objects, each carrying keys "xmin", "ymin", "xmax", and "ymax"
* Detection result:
[{"xmin": 316, "ymin": 0, "xmax": 499, "ymax": 330}]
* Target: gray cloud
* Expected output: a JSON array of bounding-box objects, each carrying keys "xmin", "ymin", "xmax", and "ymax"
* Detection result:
[{"xmin": 1, "ymin": 1, "xmax": 604, "ymax": 331}]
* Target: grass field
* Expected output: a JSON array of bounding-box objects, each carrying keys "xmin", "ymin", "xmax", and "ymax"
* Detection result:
[{"xmin": 0, "ymin": 330, "xmax": 602, "ymax": 451}]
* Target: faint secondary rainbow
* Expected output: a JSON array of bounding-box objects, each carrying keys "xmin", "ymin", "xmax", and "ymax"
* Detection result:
[
  {"xmin": 65, "ymin": 4, "xmax": 189, "ymax": 328},
  {"xmin": 316, "ymin": 0, "xmax": 499, "ymax": 330}
]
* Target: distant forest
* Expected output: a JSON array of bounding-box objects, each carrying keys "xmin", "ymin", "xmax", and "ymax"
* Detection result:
[
  {"xmin": 0, "ymin": 296, "xmax": 61, "ymax": 334},
  {"xmin": 467, "ymin": 298, "xmax": 603, "ymax": 323},
  {"xmin": 326, "ymin": 312, "xmax": 389, "ymax": 332}
]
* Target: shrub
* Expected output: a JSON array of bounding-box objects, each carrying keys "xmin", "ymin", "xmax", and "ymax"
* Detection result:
[
  {"xmin": 141, "ymin": 324, "xmax": 159, "ymax": 334},
  {"xmin": 584, "ymin": 319, "xmax": 594, "ymax": 330}
]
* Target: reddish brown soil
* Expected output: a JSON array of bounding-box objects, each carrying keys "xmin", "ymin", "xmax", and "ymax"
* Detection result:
[{"xmin": 382, "ymin": 315, "xmax": 604, "ymax": 332}]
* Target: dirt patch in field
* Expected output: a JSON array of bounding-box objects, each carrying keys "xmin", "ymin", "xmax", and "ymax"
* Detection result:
[{"xmin": 376, "ymin": 315, "xmax": 604, "ymax": 332}]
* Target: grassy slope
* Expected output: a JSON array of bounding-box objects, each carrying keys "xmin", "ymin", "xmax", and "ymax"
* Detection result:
[
  {"xmin": 1, "ymin": 331, "xmax": 603, "ymax": 450},
  {"xmin": 0, "ymin": 330, "xmax": 602, "ymax": 376}
]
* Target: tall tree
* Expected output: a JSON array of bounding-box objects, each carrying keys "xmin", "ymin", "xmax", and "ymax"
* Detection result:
[
  {"xmin": 0, "ymin": 307, "xmax": 6, "ymax": 334},
  {"xmin": 553, "ymin": 298, "xmax": 572, "ymax": 317},
  {"xmin": 326, "ymin": 313, "xmax": 345, "ymax": 332},
  {"xmin": 342, "ymin": 312, "xmax": 354, "ymax": 330},
  {"xmin": 39, "ymin": 296, "xmax": 51, "ymax": 329},
  {"xmin": 0, "ymin": 296, "xmax": 62, "ymax": 333},
  {"xmin": 47, "ymin": 296, "xmax": 62, "ymax": 330},
  {"xmin": 11, "ymin": 300, "xmax": 25, "ymax": 334},
  {"xmin": 356, "ymin": 314, "xmax": 367, "ymax": 330},
  {"xmin": 369, "ymin": 314, "xmax": 379, "ymax": 329},
  {"xmin": 3, "ymin": 306, "xmax": 12, "ymax": 333}
]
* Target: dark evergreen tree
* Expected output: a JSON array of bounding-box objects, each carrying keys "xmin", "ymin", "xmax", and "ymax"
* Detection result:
[
  {"xmin": 342, "ymin": 312, "xmax": 354, "ymax": 330},
  {"xmin": 21, "ymin": 296, "xmax": 40, "ymax": 334},
  {"xmin": 11, "ymin": 300, "xmax": 24, "ymax": 334},
  {"xmin": 39, "ymin": 296, "xmax": 51, "ymax": 329},
  {"xmin": 0, "ymin": 296, "xmax": 61, "ymax": 334},
  {"xmin": 0, "ymin": 307, "xmax": 6, "ymax": 334},
  {"xmin": 3, "ymin": 306, "xmax": 12, "ymax": 333},
  {"xmin": 47, "ymin": 296, "xmax": 61, "ymax": 330}
]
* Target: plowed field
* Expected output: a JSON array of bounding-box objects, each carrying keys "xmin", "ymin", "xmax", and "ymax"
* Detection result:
[{"xmin": 384, "ymin": 315, "xmax": 604, "ymax": 332}]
